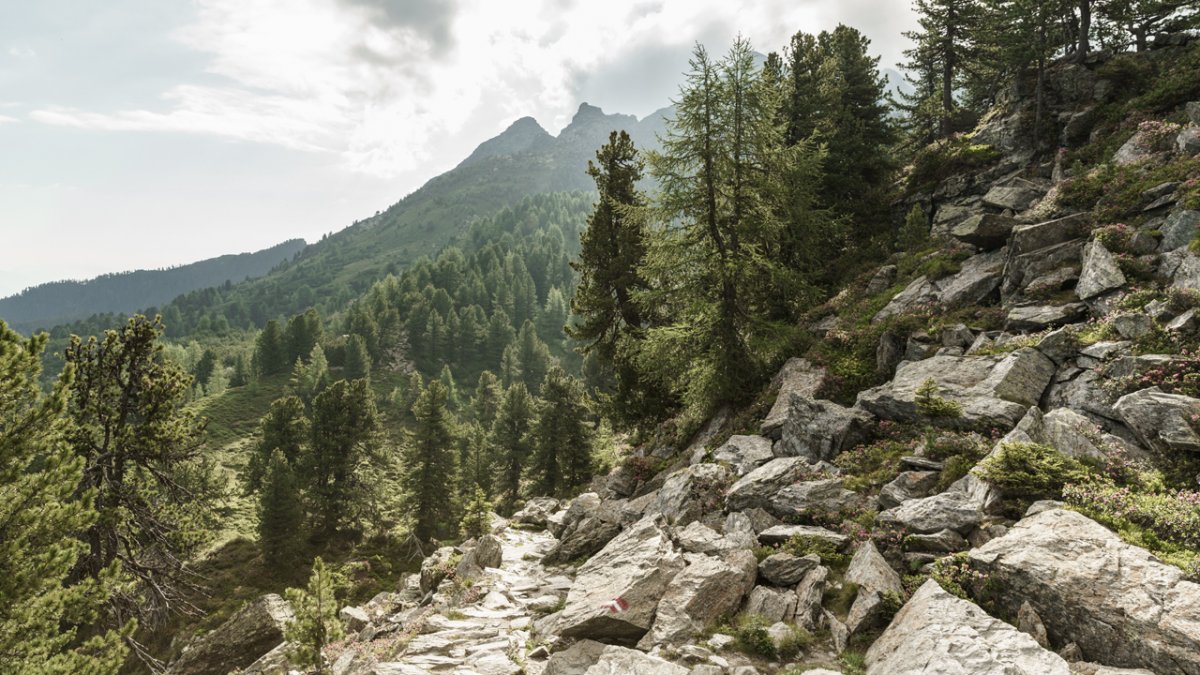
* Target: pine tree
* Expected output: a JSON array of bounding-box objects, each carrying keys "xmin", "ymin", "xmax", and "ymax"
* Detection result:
[
  {"xmin": 898, "ymin": 0, "xmax": 988, "ymax": 139},
  {"xmin": 304, "ymin": 379, "xmax": 381, "ymax": 537},
  {"xmin": 459, "ymin": 485, "xmax": 492, "ymax": 540},
  {"xmin": 64, "ymin": 315, "xmax": 215, "ymax": 628},
  {"xmin": 0, "ymin": 322, "xmax": 129, "ymax": 672},
  {"xmin": 472, "ymin": 371, "xmax": 503, "ymax": 427},
  {"xmin": 531, "ymin": 366, "xmax": 594, "ymax": 496},
  {"xmin": 344, "ymin": 333, "xmax": 372, "ymax": 381},
  {"xmin": 258, "ymin": 449, "xmax": 305, "ymax": 568},
  {"xmin": 230, "ymin": 353, "xmax": 250, "ymax": 387},
  {"xmin": 491, "ymin": 382, "xmax": 535, "ymax": 510},
  {"xmin": 245, "ymin": 395, "xmax": 310, "ymax": 494},
  {"xmin": 285, "ymin": 557, "xmax": 344, "ymax": 673},
  {"xmin": 286, "ymin": 308, "xmax": 324, "ymax": 365},
  {"xmin": 290, "ymin": 344, "xmax": 329, "ymax": 405},
  {"xmin": 193, "ymin": 348, "xmax": 217, "ymax": 390},
  {"xmin": 400, "ymin": 380, "xmax": 458, "ymax": 542},
  {"xmin": 254, "ymin": 319, "xmax": 289, "ymax": 375},
  {"xmin": 511, "ymin": 320, "xmax": 552, "ymax": 393}
]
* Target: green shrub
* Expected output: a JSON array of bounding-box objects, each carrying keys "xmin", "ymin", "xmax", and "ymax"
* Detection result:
[
  {"xmin": 783, "ymin": 534, "xmax": 849, "ymax": 567},
  {"xmin": 974, "ymin": 442, "xmax": 1091, "ymax": 500},
  {"xmin": 731, "ymin": 614, "xmax": 776, "ymax": 658},
  {"xmin": 914, "ymin": 378, "xmax": 963, "ymax": 421},
  {"xmin": 908, "ymin": 138, "xmax": 1001, "ymax": 195},
  {"xmin": 897, "ymin": 205, "xmax": 930, "ymax": 252}
]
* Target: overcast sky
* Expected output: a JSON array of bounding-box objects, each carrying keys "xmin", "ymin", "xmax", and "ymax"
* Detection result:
[{"xmin": 0, "ymin": 0, "xmax": 918, "ymax": 297}]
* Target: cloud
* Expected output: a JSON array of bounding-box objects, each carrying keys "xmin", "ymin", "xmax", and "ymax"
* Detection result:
[
  {"xmin": 26, "ymin": 0, "xmax": 916, "ymax": 179},
  {"xmin": 7, "ymin": 45, "xmax": 36, "ymax": 59},
  {"xmin": 0, "ymin": 115, "xmax": 17, "ymax": 124}
]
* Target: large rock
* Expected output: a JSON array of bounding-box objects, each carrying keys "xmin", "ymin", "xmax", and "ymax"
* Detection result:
[
  {"xmin": 457, "ymin": 534, "xmax": 504, "ymax": 578},
  {"xmin": 1006, "ymin": 406, "xmax": 1129, "ymax": 461},
  {"xmin": 1161, "ymin": 210, "xmax": 1200, "ymax": 252},
  {"xmin": 1010, "ymin": 213, "xmax": 1091, "ymax": 256},
  {"xmin": 1114, "ymin": 387, "xmax": 1200, "ymax": 454},
  {"xmin": 712, "ymin": 435, "xmax": 775, "ymax": 476},
  {"xmin": 741, "ymin": 585, "xmax": 797, "ymax": 623},
  {"xmin": 757, "ymin": 524, "xmax": 849, "ymax": 548},
  {"xmin": 557, "ymin": 516, "xmax": 685, "ymax": 645},
  {"xmin": 758, "ymin": 552, "xmax": 820, "ymax": 586},
  {"xmin": 650, "ymin": 463, "xmax": 732, "ymax": 526},
  {"xmin": 768, "ymin": 478, "xmax": 859, "ymax": 519},
  {"xmin": 543, "ymin": 639, "xmax": 608, "ymax": 675},
  {"xmin": 983, "ymin": 183, "xmax": 1043, "ymax": 212},
  {"xmin": 420, "ymin": 546, "xmax": 460, "ymax": 594},
  {"xmin": 760, "ymin": 358, "xmax": 826, "ymax": 439},
  {"xmin": 725, "ymin": 457, "xmax": 819, "ymax": 512},
  {"xmin": 874, "ymin": 276, "xmax": 940, "ymax": 322},
  {"xmin": 877, "ymin": 476, "xmax": 993, "ymax": 534},
  {"xmin": 674, "ymin": 520, "xmax": 755, "ymax": 556},
  {"xmin": 637, "ymin": 550, "xmax": 757, "ymax": 648},
  {"xmin": 938, "ymin": 249, "xmax": 1006, "ymax": 308},
  {"xmin": 969, "ymin": 509, "xmax": 1200, "ymax": 674},
  {"xmin": 1006, "ymin": 303, "xmax": 1089, "ymax": 331},
  {"xmin": 513, "ymin": 497, "xmax": 559, "ymax": 528},
  {"xmin": 865, "ymin": 580, "xmax": 1070, "ymax": 675},
  {"xmin": 845, "ymin": 541, "xmax": 906, "ymax": 635},
  {"xmin": 856, "ymin": 349, "xmax": 1055, "ymax": 430},
  {"xmin": 167, "ymin": 594, "xmax": 294, "ymax": 675},
  {"xmin": 952, "ymin": 213, "xmax": 1018, "ymax": 249},
  {"xmin": 1077, "ymin": 240, "xmax": 1127, "ymax": 299},
  {"xmin": 585, "ymin": 645, "xmax": 689, "ymax": 674},
  {"xmin": 545, "ymin": 496, "xmax": 626, "ymax": 565},
  {"xmin": 551, "ymin": 492, "xmax": 602, "ymax": 538},
  {"xmin": 878, "ymin": 471, "xmax": 940, "ymax": 509},
  {"xmin": 778, "ymin": 396, "xmax": 873, "ymax": 462},
  {"xmin": 1003, "ymin": 240, "xmax": 1086, "ymax": 299}
]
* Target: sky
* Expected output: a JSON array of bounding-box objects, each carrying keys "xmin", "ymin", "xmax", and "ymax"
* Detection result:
[{"xmin": 0, "ymin": 0, "xmax": 918, "ymax": 297}]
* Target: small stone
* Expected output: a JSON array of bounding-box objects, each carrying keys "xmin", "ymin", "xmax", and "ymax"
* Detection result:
[{"xmin": 1018, "ymin": 600, "xmax": 1049, "ymax": 647}]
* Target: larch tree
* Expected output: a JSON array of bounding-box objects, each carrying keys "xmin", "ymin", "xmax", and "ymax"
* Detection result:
[
  {"xmin": 258, "ymin": 449, "xmax": 305, "ymax": 568},
  {"xmin": 490, "ymin": 382, "xmax": 535, "ymax": 511},
  {"xmin": 244, "ymin": 395, "xmax": 310, "ymax": 495},
  {"xmin": 531, "ymin": 366, "xmax": 594, "ymax": 497},
  {"xmin": 284, "ymin": 557, "xmax": 344, "ymax": 673},
  {"xmin": 303, "ymin": 378, "xmax": 381, "ymax": 538}
]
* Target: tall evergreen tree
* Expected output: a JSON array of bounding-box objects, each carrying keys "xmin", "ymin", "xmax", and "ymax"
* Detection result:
[
  {"xmin": 472, "ymin": 371, "xmax": 503, "ymax": 427},
  {"xmin": 304, "ymin": 379, "xmax": 380, "ymax": 537},
  {"xmin": 284, "ymin": 557, "xmax": 344, "ymax": 674},
  {"xmin": 490, "ymin": 382, "xmax": 535, "ymax": 510},
  {"xmin": 254, "ymin": 319, "xmax": 288, "ymax": 376},
  {"xmin": 400, "ymin": 380, "xmax": 458, "ymax": 542},
  {"xmin": 245, "ymin": 395, "xmax": 310, "ymax": 494},
  {"xmin": 64, "ymin": 315, "xmax": 215, "ymax": 629},
  {"xmin": 286, "ymin": 308, "xmax": 324, "ymax": 365},
  {"xmin": 531, "ymin": 366, "xmax": 594, "ymax": 497},
  {"xmin": 344, "ymin": 334, "xmax": 372, "ymax": 381},
  {"xmin": 290, "ymin": 344, "xmax": 330, "ymax": 406},
  {"xmin": 258, "ymin": 449, "xmax": 305, "ymax": 568},
  {"xmin": 0, "ymin": 322, "xmax": 128, "ymax": 672},
  {"xmin": 898, "ymin": 0, "xmax": 988, "ymax": 138}
]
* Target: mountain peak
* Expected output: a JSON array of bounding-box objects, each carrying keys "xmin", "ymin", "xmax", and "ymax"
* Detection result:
[{"xmin": 459, "ymin": 116, "xmax": 552, "ymax": 168}]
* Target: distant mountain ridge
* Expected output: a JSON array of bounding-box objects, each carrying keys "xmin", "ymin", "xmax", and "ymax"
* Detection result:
[{"xmin": 0, "ymin": 239, "xmax": 307, "ymax": 334}]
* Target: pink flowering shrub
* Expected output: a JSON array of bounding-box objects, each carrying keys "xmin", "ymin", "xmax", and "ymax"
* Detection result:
[
  {"xmin": 1094, "ymin": 222, "xmax": 1135, "ymax": 253},
  {"xmin": 1135, "ymin": 119, "xmax": 1183, "ymax": 153}
]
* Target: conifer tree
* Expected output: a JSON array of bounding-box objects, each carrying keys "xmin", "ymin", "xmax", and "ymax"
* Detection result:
[
  {"xmin": 459, "ymin": 485, "xmax": 492, "ymax": 540},
  {"xmin": 510, "ymin": 320, "xmax": 552, "ymax": 393},
  {"xmin": 0, "ymin": 322, "xmax": 128, "ymax": 672},
  {"xmin": 245, "ymin": 395, "xmax": 309, "ymax": 494},
  {"xmin": 400, "ymin": 380, "xmax": 458, "ymax": 542},
  {"xmin": 344, "ymin": 334, "xmax": 372, "ymax": 381},
  {"xmin": 491, "ymin": 382, "xmax": 535, "ymax": 510},
  {"xmin": 304, "ymin": 379, "xmax": 380, "ymax": 537},
  {"xmin": 258, "ymin": 449, "xmax": 304, "ymax": 568},
  {"xmin": 254, "ymin": 319, "xmax": 289, "ymax": 375},
  {"xmin": 290, "ymin": 344, "xmax": 330, "ymax": 405},
  {"xmin": 193, "ymin": 348, "xmax": 217, "ymax": 390},
  {"xmin": 472, "ymin": 371, "xmax": 503, "ymax": 427},
  {"xmin": 286, "ymin": 308, "xmax": 324, "ymax": 365},
  {"xmin": 531, "ymin": 366, "xmax": 594, "ymax": 496},
  {"xmin": 458, "ymin": 421, "xmax": 493, "ymax": 495},
  {"xmin": 64, "ymin": 315, "xmax": 215, "ymax": 627},
  {"xmin": 899, "ymin": 0, "xmax": 988, "ymax": 138},
  {"xmin": 285, "ymin": 557, "xmax": 344, "ymax": 673},
  {"xmin": 230, "ymin": 353, "xmax": 250, "ymax": 387}
]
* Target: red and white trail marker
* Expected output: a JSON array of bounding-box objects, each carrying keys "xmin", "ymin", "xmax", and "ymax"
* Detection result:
[{"xmin": 604, "ymin": 596, "xmax": 629, "ymax": 614}]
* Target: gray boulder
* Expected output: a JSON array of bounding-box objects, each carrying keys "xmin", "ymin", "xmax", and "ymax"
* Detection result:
[
  {"xmin": 712, "ymin": 435, "xmax": 775, "ymax": 476},
  {"xmin": 741, "ymin": 585, "xmax": 797, "ymax": 623},
  {"xmin": 557, "ymin": 516, "xmax": 685, "ymax": 645},
  {"xmin": 1179, "ymin": 128, "xmax": 1200, "ymax": 156},
  {"xmin": 637, "ymin": 550, "xmax": 757, "ymax": 648},
  {"xmin": 758, "ymin": 552, "xmax": 820, "ymax": 586},
  {"xmin": 1006, "ymin": 303, "xmax": 1089, "ymax": 331},
  {"xmin": 420, "ymin": 546, "xmax": 460, "ymax": 594},
  {"xmin": 1010, "ymin": 213, "xmax": 1091, "ymax": 256},
  {"xmin": 167, "ymin": 594, "xmax": 294, "ymax": 675},
  {"xmin": 543, "ymin": 639, "xmax": 608, "ymax": 675},
  {"xmin": 793, "ymin": 565, "xmax": 829, "ymax": 631},
  {"xmin": 938, "ymin": 249, "xmax": 1006, "ymax": 308},
  {"xmin": 983, "ymin": 183, "xmax": 1043, "ymax": 212},
  {"xmin": 877, "ymin": 476, "xmax": 992, "ymax": 534},
  {"xmin": 856, "ymin": 349, "xmax": 1056, "ymax": 430},
  {"xmin": 878, "ymin": 471, "xmax": 940, "ymax": 509},
  {"xmin": 845, "ymin": 541, "xmax": 905, "ymax": 635},
  {"xmin": 651, "ymin": 463, "xmax": 733, "ymax": 526},
  {"xmin": 874, "ymin": 276, "xmax": 940, "ymax": 323},
  {"xmin": 768, "ymin": 478, "xmax": 859, "ymax": 519},
  {"xmin": 778, "ymin": 396, "xmax": 873, "ymax": 462},
  {"xmin": 969, "ymin": 509, "xmax": 1200, "ymax": 673},
  {"xmin": 726, "ymin": 457, "xmax": 820, "ymax": 512},
  {"xmin": 760, "ymin": 358, "xmax": 826, "ymax": 439},
  {"xmin": 1114, "ymin": 387, "xmax": 1200, "ymax": 454},
  {"xmin": 864, "ymin": 580, "xmax": 1070, "ymax": 675},
  {"xmin": 1161, "ymin": 210, "xmax": 1200, "ymax": 252},
  {"xmin": 513, "ymin": 497, "xmax": 559, "ymax": 528},
  {"xmin": 1077, "ymin": 240, "xmax": 1127, "ymax": 299},
  {"xmin": 952, "ymin": 213, "xmax": 1018, "ymax": 249},
  {"xmin": 585, "ymin": 646, "xmax": 689, "ymax": 674},
  {"xmin": 757, "ymin": 524, "xmax": 848, "ymax": 548},
  {"xmin": 674, "ymin": 520, "xmax": 755, "ymax": 556}
]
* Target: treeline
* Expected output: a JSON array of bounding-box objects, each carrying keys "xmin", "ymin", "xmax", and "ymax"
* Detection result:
[{"xmin": 896, "ymin": 0, "xmax": 1199, "ymax": 144}]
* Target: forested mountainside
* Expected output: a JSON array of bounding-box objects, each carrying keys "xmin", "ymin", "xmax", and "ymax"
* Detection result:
[
  {"xmin": 0, "ymin": 238, "xmax": 305, "ymax": 334},
  {"xmin": 4, "ymin": 1, "xmax": 1200, "ymax": 674}
]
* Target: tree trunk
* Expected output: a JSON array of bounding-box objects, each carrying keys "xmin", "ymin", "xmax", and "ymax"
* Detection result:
[{"xmin": 1078, "ymin": 0, "xmax": 1091, "ymax": 56}]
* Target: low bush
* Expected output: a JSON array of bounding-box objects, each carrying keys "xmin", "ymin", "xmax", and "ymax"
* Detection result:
[{"xmin": 973, "ymin": 442, "xmax": 1091, "ymax": 501}]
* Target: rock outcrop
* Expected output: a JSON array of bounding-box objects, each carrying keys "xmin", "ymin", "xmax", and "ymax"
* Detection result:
[{"xmin": 168, "ymin": 594, "xmax": 294, "ymax": 675}]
